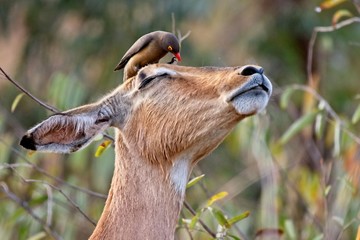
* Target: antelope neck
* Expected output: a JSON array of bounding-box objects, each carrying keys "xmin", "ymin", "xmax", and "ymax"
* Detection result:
[{"xmin": 89, "ymin": 131, "xmax": 191, "ymax": 240}]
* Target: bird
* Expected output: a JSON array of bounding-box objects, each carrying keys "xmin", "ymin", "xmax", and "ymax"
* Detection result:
[{"xmin": 114, "ymin": 31, "xmax": 182, "ymax": 81}]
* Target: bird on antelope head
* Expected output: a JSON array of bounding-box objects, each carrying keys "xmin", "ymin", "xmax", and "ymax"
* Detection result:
[{"xmin": 114, "ymin": 31, "xmax": 182, "ymax": 81}]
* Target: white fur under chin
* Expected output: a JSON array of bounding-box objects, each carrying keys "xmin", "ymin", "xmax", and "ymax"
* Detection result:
[
  {"xmin": 169, "ymin": 157, "xmax": 190, "ymax": 197},
  {"xmin": 232, "ymin": 92, "xmax": 270, "ymax": 115}
]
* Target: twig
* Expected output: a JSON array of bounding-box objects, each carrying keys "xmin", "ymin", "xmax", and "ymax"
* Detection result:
[
  {"xmin": 285, "ymin": 84, "xmax": 360, "ymax": 146},
  {"xmin": 45, "ymin": 184, "xmax": 53, "ymax": 226},
  {"xmin": 0, "ymin": 138, "xmax": 107, "ymax": 199},
  {"xmin": 178, "ymin": 30, "xmax": 191, "ymax": 46},
  {"xmin": 0, "ymin": 67, "xmax": 115, "ymax": 142},
  {"xmin": 0, "ymin": 67, "xmax": 59, "ymax": 113},
  {"xmin": 183, "ymin": 200, "xmax": 216, "ymax": 238},
  {"xmin": 0, "ymin": 182, "xmax": 61, "ymax": 240},
  {"xmin": 9, "ymin": 165, "xmax": 97, "ymax": 226},
  {"xmin": 307, "ymin": 17, "xmax": 360, "ymax": 85},
  {"xmin": 180, "ymin": 211, "xmax": 194, "ymax": 240},
  {"xmin": 0, "ymin": 162, "xmax": 32, "ymax": 170},
  {"xmin": 272, "ymin": 157, "xmax": 324, "ymax": 232},
  {"xmin": 171, "ymin": 13, "xmax": 176, "ymax": 35},
  {"xmin": 352, "ymin": 0, "xmax": 360, "ymax": 14}
]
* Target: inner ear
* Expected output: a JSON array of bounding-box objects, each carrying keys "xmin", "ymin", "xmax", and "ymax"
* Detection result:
[{"xmin": 20, "ymin": 113, "xmax": 111, "ymax": 153}]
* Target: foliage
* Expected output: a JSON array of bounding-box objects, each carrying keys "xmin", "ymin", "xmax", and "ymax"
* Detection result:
[{"xmin": 1, "ymin": 0, "xmax": 360, "ymax": 239}]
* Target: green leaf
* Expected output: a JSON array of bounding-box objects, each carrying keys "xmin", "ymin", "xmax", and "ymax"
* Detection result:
[
  {"xmin": 186, "ymin": 174, "xmax": 205, "ymax": 189},
  {"xmin": 280, "ymin": 88, "xmax": 295, "ymax": 109},
  {"xmin": 319, "ymin": 0, "xmax": 347, "ymax": 10},
  {"xmin": 189, "ymin": 211, "xmax": 201, "ymax": 229},
  {"xmin": 206, "ymin": 191, "xmax": 228, "ymax": 207},
  {"xmin": 315, "ymin": 101, "xmax": 326, "ymax": 139},
  {"xmin": 9, "ymin": 208, "xmax": 26, "ymax": 223},
  {"xmin": 93, "ymin": 133, "xmax": 104, "ymax": 142},
  {"xmin": 11, "ymin": 93, "xmax": 24, "ymax": 112},
  {"xmin": 284, "ymin": 219, "xmax": 297, "ymax": 239},
  {"xmin": 29, "ymin": 195, "xmax": 48, "ymax": 206},
  {"xmin": 313, "ymin": 234, "xmax": 324, "ymax": 240},
  {"xmin": 279, "ymin": 111, "xmax": 319, "ymax": 145},
  {"xmin": 228, "ymin": 234, "xmax": 241, "ymax": 240},
  {"xmin": 332, "ymin": 9, "xmax": 353, "ymax": 25},
  {"xmin": 210, "ymin": 208, "xmax": 230, "ymax": 228},
  {"xmin": 333, "ymin": 121, "xmax": 341, "ymax": 157},
  {"xmin": 95, "ymin": 140, "xmax": 112, "ymax": 157},
  {"xmin": 352, "ymin": 104, "xmax": 360, "ymax": 124},
  {"xmin": 28, "ymin": 231, "xmax": 47, "ymax": 240},
  {"xmin": 228, "ymin": 211, "xmax": 250, "ymax": 226}
]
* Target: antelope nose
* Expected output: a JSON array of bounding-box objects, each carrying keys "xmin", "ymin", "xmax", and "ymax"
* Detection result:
[{"xmin": 240, "ymin": 66, "xmax": 264, "ymax": 76}]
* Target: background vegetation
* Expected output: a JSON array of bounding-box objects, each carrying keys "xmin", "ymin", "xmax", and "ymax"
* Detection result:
[{"xmin": 0, "ymin": 0, "xmax": 359, "ymax": 239}]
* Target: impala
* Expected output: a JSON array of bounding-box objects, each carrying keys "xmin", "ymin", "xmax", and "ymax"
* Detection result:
[{"xmin": 20, "ymin": 63, "xmax": 272, "ymax": 239}]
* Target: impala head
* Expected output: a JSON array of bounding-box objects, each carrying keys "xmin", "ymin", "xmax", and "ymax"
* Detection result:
[{"xmin": 20, "ymin": 63, "xmax": 271, "ymax": 191}]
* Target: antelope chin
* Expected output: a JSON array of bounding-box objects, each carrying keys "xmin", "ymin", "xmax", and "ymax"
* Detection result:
[{"xmin": 228, "ymin": 74, "xmax": 272, "ymax": 115}]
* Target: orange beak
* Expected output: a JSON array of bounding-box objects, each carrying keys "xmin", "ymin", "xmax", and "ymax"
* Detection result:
[{"xmin": 174, "ymin": 52, "xmax": 181, "ymax": 62}]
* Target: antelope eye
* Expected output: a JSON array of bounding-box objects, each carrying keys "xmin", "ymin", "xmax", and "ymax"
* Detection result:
[{"xmin": 167, "ymin": 46, "xmax": 173, "ymax": 51}]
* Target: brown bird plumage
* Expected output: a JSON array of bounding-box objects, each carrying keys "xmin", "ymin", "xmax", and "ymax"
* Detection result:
[{"xmin": 114, "ymin": 31, "xmax": 181, "ymax": 80}]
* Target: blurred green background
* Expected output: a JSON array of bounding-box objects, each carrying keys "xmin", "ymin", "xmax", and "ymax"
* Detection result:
[{"xmin": 0, "ymin": 0, "xmax": 360, "ymax": 239}]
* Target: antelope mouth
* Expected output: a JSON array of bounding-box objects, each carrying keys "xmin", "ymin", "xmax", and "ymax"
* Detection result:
[
  {"xmin": 228, "ymin": 83, "xmax": 270, "ymax": 102},
  {"xmin": 227, "ymin": 74, "xmax": 272, "ymax": 115}
]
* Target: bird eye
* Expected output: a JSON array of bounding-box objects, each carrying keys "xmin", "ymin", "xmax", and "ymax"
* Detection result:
[{"xmin": 167, "ymin": 46, "xmax": 173, "ymax": 51}]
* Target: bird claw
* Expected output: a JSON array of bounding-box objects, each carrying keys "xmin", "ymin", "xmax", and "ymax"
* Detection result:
[{"xmin": 167, "ymin": 57, "xmax": 178, "ymax": 65}]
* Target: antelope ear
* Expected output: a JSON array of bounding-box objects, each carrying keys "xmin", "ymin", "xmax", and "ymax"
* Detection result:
[{"xmin": 20, "ymin": 109, "xmax": 111, "ymax": 153}]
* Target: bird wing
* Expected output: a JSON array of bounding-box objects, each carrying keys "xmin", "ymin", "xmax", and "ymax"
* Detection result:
[{"xmin": 114, "ymin": 33, "xmax": 154, "ymax": 71}]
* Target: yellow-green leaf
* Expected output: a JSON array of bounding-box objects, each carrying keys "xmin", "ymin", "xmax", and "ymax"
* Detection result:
[
  {"xmin": 319, "ymin": 0, "xmax": 347, "ymax": 10},
  {"xmin": 210, "ymin": 208, "xmax": 230, "ymax": 228},
  {"xmin": 11, "ymin": 93, "xmax": 25, "ymax": 112},
  {"xmin": 186, "ymin": 174, "xmax": 205, "ymax": 189},
  {"xmin": 189, "ymin": 212, "xmax": 201, "ymax": 229},
  {"xmin": 352, "ymin": 104, "xmax": 360, "ymax": 124},
  {"xmin": 280, "ymin": 88, "xmax": 295, "ymax": 109},
  {"xmin": 325, "ymin": 185, "xmax": 332, "ymax": 196},
  {"xmin": 279, "ymin": 111, "xmax": 319, "ymax": 145},
  {"xmin": 206, "ymin": 191, "xmax": 228, "ymax": 207},
  {"xmin": 28, "ymin": 232, "xmax": 47, "ymax": 240},
  {"xmin": 228, "ymin": 211, "xmax": 250, "ymax": 226},
  {"xmin": 284, "ymin": 219, "xmax": 297, "ymax": 240},
  {"xmin": 95, "ymin": 140, "xmax": 112, "ymax": 157},
  {"xmin": 332, "ymin": 9, "xmax": 353, "ymax": 26}
]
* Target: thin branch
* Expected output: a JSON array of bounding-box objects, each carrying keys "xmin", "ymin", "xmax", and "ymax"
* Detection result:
[
  {"xmin": 352, "ymin": 0, "xmax": 360, "ymax": 14},
  {"xmin": 272, "ymin": 157, "xmax": 324, "ymax": 232},
  {"xmin": 45, "ymin": 184, "xmax": 54, "ymax": 227},
  {"xmin": 286, "ymin": 84, "xmax": 360, "ymax": 146},
  {"xmin": 183, "ymin": 200, "xmax": 216, "ymax": 238},
  {"xmin": 9, "ymin": 166, "xmax": 96, "ymax": 226},
  {"xmin": 180, "ymin": 211, "xmax": 194, "ymax": 240},
  {"xmin": 0, "ymin": 162, "xmax": 32, "ymax": 170},
  {"xmin": 171, "ymin": 12, "xmax": 176, "ymax": 35},
  {"xmin": 0, "ymin": 67, "xmax": 115, "ymax": 142},
  {"xmin": 0, "ymin": 182, "xmax": 61, "ymax": 240},
  {"xmin": 178, "ymin": 30, "xmax": 191, "ymax": 46},
  {"xmin": 0, "ymin": 67, "xmax": 59, "ymax": 112},
  {"xmin": 307, "ymin": 17, "xmax": 360, "ymax": 84},
  {"xmin": 0, "ymin": 139, "xmax": 107, "ymax": 199}
]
